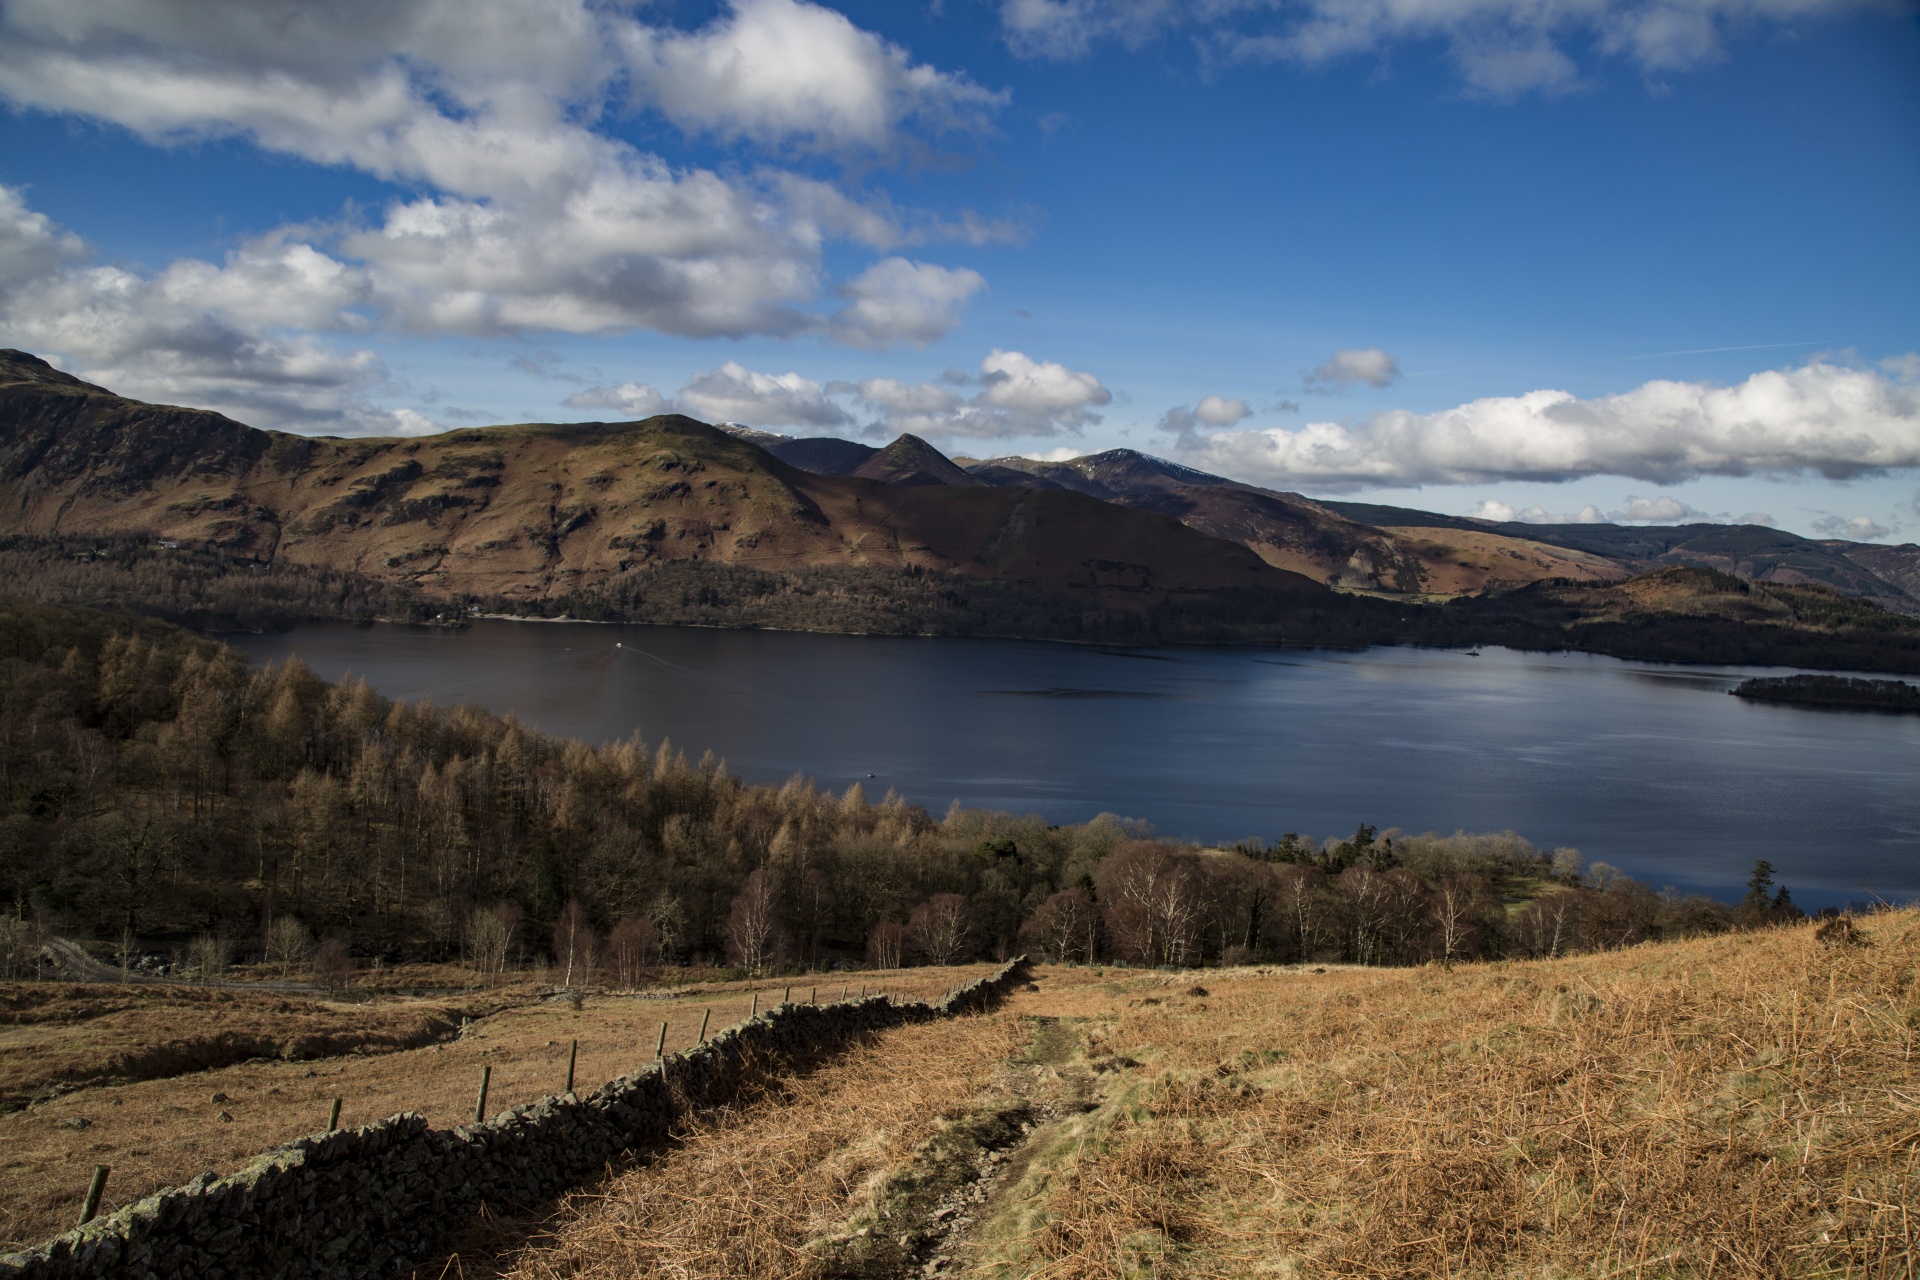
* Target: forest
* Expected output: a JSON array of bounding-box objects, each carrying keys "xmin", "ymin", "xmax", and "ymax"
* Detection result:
[
  {"xmin": 0, "ymin": 595, "xmax": 1806, "ymax": 986},
  {"xmin": 1732, "ymin": 673, "xmax": 1920, "ymax": 712},
  {"xmin": 5, "ymin": 535, "xmax": 1920, "ymax": 673}
]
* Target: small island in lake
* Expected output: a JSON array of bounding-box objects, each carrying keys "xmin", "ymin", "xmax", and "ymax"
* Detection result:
[{"xmin": 1732, "ymin": 673, "xmax": 1920, "ymax": 712}]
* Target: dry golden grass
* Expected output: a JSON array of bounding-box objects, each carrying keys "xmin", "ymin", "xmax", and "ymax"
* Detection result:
[
  {"xmin": 1000, "ymin": 914, "xmax": 1920, "ymax": 1278},
  {"xmin": 477, "ymin": 1009, "xmax": 1029, "ymax": 1280},
  {"xmin": 0, "ymin": 965, "xmax": 991, "ymax": 1253},
  {"xmin": 0, "ymin": 982, "xmax": 488, "ymax": 1108}
]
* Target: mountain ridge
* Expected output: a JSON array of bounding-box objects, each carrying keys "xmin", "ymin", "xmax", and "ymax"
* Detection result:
[{"xmin": 0, "ymin": 350, "xmax": 1320, "ymax": 609}]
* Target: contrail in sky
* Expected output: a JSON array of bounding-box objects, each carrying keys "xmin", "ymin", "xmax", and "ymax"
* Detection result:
[{"xmin": 1611, "ymin": 340, "xmax": 1840, "ymax": 361}]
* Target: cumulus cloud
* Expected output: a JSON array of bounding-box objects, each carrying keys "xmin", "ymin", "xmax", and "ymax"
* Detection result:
[
  {"xmin": 622, "ymin": 0, "xmax": 1003, "ymax": 151},
  {"xmin": 1003, "ymin": 0, "xmax": 1883, "ymax": 98},
  {"xmin": 0, "ymin": 0, "xmax": 1000, "ymax": 416},
  {"xmin": 1468, "ymin": 499, "xmax": 1605, "ymax": 524},
  {"xmin": 0, "ymin": 187, "xmax": 390, "ymax": 429},
  {"xmin": 1158, "ymin": 394, "xmax": 1252, "ymax": 437},
  {"xmin": 677, "ymin": 361, "xmax": 854, "ymax": 429},
  {"xmin": 1170, "ymin": 357, "xmax": 1920, "ymax": 491},
  {"xmin": 563, "ymin": 382, "xmax": 671, "ymax": 418},
  {"xmin": 827, "ymin": 349, "xmax": 1112, "ymax": 441},
  {"xmin": 1307, "ymin": 347, "xmax": 1400, "ymax": 391},
  {"xmin": 1736, "ymin": 512, "xmax": 1779, "ymax": 527},
  {"xmin": 1610, "ymin": 494, "xmax": 1712, "ymax": 523},
  {"xmin": 830, "ymin": 258, "xmax": 987, "ymax": 349},
  {"xmin": 1812, "ymin": 514, "xmax": 1891, "ymax": 541}
]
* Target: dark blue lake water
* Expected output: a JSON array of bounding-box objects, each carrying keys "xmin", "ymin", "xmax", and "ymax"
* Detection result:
[{"xmin": 227, "ymin": 622, "xmax": 1920, "ymax": 907}]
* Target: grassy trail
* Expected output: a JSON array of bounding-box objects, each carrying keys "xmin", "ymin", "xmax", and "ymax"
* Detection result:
[{"xmin": 476, "ymin": 915, "xmax": 1920, "ymax": 1278}]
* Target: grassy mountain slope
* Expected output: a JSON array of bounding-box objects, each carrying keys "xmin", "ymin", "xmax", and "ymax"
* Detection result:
[
  {"xmin": 0, "ymin": 351, "xmax": 1318, "ymax": 610},
  {"xmin": 1436, "ymin": 566, "xmax": 1920, "ymax": 671},
  {"xmin": 1327, "ymin": 500, "xmax": 1920, "ymax": 613},
  {"xmin": 849, "ymin": 433, "xmax": 985, "ymax": 487},
  {"xmin": 473, "ymin": 916, "xmax": 1920, "ymax": 1279}
]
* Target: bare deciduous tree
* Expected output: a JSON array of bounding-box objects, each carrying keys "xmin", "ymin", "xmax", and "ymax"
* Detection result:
[
  {"xmin": 467, "ymin": 902, "xmax": 521, "ymax": 986},
  {"xmin": 312, "ymin": 937, "xmax": 353, "ymax": 993},
  {"xmin": 866, "ymin": 918, "xmax": 907, "ymax": 970},
  {"xmin": 726, "ymin": 869, "xmax": 784, "ymax": 973},
  {"xmin": 1097, "ymin": 843, "xmax": 1206, "ymax": 967},
  {"xmin": 266, "ymin": 915, "xmax": 313, "ymax": 966},
  {"xmin": 908, "ymin": 894, "xmax": 977, "ymax": 966},
  {"xmin": 607, "ymin": 913, "xmax": 660, "ymax": 988},
  {"xmin": 1020, "ymin": 888, "xmax": 1099, "ymax": 962},
  {"xmin": 553, "ymin": 899, "xmax": 599, "ymax": 989}
]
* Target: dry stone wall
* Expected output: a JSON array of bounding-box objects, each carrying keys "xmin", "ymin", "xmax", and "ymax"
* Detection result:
[{"xmin": 1, "ymin": 959, "xmax": 1030, "ymax": 1280}]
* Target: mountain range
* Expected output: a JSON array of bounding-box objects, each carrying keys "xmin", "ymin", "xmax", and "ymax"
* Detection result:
[
  {"xmin": 730, "ymin": 425, "xmax": 1920, "ymax": 615},
  {"xmin": 3, "ymin": 348, "xmax": 1918, "ymax": 674}
]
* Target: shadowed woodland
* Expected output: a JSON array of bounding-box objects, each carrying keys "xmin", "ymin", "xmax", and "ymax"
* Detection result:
[{"xmin": 0, "ymin": 597, "xmax": 1798, "ymax": 983}]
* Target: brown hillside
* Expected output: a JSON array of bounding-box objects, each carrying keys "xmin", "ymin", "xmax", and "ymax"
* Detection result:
[
  {"xmin": 0, "ymin": 351, "xmax": 1319, "ymax": 608},
  {"xmin": 850, "ymin": 434, "xmax": 984, "ymax": 488},
  {"xmin": 1382, "ymin": 524, "xmax": 1633, "ymax": 594},
  {"xmin": 1117, "ymin": 485, "xmax": 1426, "ymax": 591}
]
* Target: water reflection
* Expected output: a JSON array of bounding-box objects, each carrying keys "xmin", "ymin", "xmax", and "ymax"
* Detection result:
[{"xmin": 225, "ymin": 622, "xmax": 1920, "ymax": 907}]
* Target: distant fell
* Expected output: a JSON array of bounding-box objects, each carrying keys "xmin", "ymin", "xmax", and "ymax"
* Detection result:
[
  {"xmin": 850, "ymin": 434, "xmax": 984, "ymax": 488},
  {"xmin": 0, "ymin": 350, "xmax": 1321, "ymax": 613}
]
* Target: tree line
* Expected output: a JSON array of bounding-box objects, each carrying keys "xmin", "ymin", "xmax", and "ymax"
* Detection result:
[
  {"xmin": 0, "ymin": 596, "xmax": 1801, "ymax": 985},
  {"xmin": 5, "ymin": 535, "xmax": 1920, "ymax": 675}
]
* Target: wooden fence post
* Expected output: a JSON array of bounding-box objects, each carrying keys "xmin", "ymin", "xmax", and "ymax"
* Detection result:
[
  {"xmin": 78, "ymin": 1166, "xmax": 109, "ymax": 1226},
  {"xmin": 473, "ymin": 1064, "xmax": 491, "ymax": 1124},
  {"xmin": 326, "ymin": 1097, "xmax": 342, "ymax": 1132},
  {"xmin": 697, "ymin": 1007, "xmax": 711, "ymax": 1043},
  {"xmin": 783, "ymin": 985, "xmax": 791, "ymax": 1005},
  {"xmin": 749, "ymin": 991, "xmax": 758, "ymax": 1018},
  {"xmin": 565, "ymin": 1040, "xmax": 577, "ymax": 1095},
  {"xmin": 655, "ymin": 1021, "xmax": 668, "ymax": 1059}
]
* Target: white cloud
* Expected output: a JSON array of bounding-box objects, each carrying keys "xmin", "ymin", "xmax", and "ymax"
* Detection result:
[
  {"xmin": 1194, "ymin": 394, "xmax": 1254, "ymax": 426},
  {"xmin": 1468, "ymin": 499, "xmax": 1606, "ymax": 524},
  {"xmin": 564, "ymin": 382, "xmax": 671, "ymax": 418},
  {"xmin": 1736, "ymin": 511, "xmax": 1779, "ymax": 527},
  {"xmin": 1171, "ymin": 357, "xmax": 1920, "ymax": 491},
  {"xmin": 677, "ymin": 361, "xmax": 854, "ymax": 430},
  {"xmin": 389, "ymin": 408, "xmax": 449, "ymax": 438},
  {"xmin": 0, "ymin": 0, "xmax": 998, "ymax": 396},
  {"xmin": 0, "ymin": 187, "xmax": 389, "ymax": 430},
  {"xmin": 830, "ymin": 258, "xmax": 987, "ymax": 349},
  {"xmin": 1609, "ymin": 494, "xmax": 1711, "ymax": 523},
  {"xmin": 1812, "ymin": 514, "xmax": 1891, "ymax": 541},
  {"xmin": 979, "ymin": 349, "xmax": 1112, "ymax": 419},
  {"xmin": 622, "ymin": 0, "xmax": 1003, "ymax": 151},
  {"xmin": 836, "ymin": 349, "xmax": 1112, "ymax": 441},
  {"xmin": 1004, "ymin": 0, "xmax": 1883, "ymax": 99},
  {"xmin": 1159, "ymin": 394, "xmax": 1251, "ymax": 436},
  {"xmin": 1307, "ymin": 347, "xmax": 1400, "ymax": 390},
  {"xmin": 999, "ymin": 0, "xmax": 1178, "ymax": 58},
  {"xmin": 340, "ymin": 167, "xmax": 821, "ymax": 340}
]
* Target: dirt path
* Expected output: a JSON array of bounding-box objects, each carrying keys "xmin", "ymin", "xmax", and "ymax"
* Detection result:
[{"xmin": 453, "ymin": 967, "xmax": 1125, "ymax": 1280}]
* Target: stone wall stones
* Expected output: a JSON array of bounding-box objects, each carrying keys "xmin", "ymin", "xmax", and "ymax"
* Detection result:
[{"xmin": 0, "ymin": 959, "xmax": 1030, "ymax": 1280}]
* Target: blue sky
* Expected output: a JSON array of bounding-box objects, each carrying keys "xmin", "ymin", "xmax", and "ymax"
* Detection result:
[{"xmin": 1, "ymin": 0, "xmax": 1916, "ymax": 541}]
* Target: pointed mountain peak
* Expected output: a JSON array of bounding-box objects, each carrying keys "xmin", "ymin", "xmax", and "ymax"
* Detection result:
[{"xmin": 852, "ymin": 434, "xmax": 983, "ymax": 487}]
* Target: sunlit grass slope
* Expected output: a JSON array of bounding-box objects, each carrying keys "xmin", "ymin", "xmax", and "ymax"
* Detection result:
[
  {"xmin": 1008, "ymin": 911, "xmax": 1919, "ymax": 1278},
  {"xmin": 480, "ymin": 913, "xmax": 1917, "ymax": 1279}
]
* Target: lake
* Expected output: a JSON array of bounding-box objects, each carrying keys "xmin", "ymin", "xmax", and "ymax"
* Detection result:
[{"xmin": 227, "ymin": 622, "xmax": 1920, "ymax": 907}]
